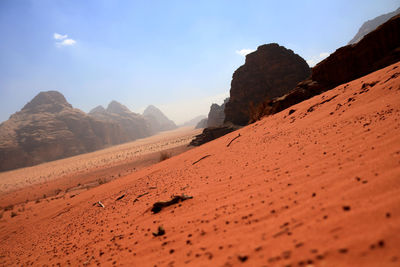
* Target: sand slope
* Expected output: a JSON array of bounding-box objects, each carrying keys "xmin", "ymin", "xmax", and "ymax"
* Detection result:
[{"xmin": 0, "ymin": 63, "xmax": 399, "ymax": 266}]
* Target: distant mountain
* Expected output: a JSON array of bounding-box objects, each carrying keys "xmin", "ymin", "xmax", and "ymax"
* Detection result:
[
  {"xmin": 180, "ymin": 115, "xmax": 207, "ymax": 127},
  {"xmin": 143, "ymin": 105, "xmax": 177, "ymax": 133},
  {"xmin": 348, "ymin": 7, "xmax": 400, "ymax": 44},
  {"xmin": 195, "ymin": 118, "xmax": 208, "ymax": 129},
  {"xmin": 0, "ymin": 91, "xmax": 128, "ymax": 172},
  {"xmin": 89, "ymin": 101, "xmax": 151, "ymax": 140}
]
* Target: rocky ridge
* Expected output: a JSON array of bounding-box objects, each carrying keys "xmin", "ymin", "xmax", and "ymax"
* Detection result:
[
  {"xmin": 348, "ymin": 7, "xmax": 400, "ymax": 45},
  {"xmin": 0, "ymin": 91, "xmax": 127, "ymax": 172},
  {"xmin": 89, "ymin": 101, "xmax": 151, "ymax": 140},
  {"xmin": 263, "ymin": 13, "xmax": 400, "ymax": 117}
]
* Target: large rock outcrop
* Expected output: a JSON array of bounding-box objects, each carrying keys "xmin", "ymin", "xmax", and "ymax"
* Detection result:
[
  {"xmin": 348, "ymin": 7, "xmax": 400, "ymax": 45},
  {"xmin": 0, "ymin": 91, "xmax": 127, "ymax": 172},
  {"xmin": 89, "ymin": 101, "xmax": 151, "ymax": 140},
  {"xmin": 264, "ymin": 14, "xmax": 400, "ymax": 116},
  {"xmin": 207, "ymin": 98, "xmax": 229, "ymax": 127},
  {"xmin": 224, "ymin": 43, "xmax": 311, "ymax": 125},
  {"xmin": 143, "ymin": 105, "xmax": 177, "ymax": 133}
]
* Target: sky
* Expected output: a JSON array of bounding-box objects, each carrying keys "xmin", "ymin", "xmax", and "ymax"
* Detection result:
[{"xmin": 0, "ymin": 0, "xmax": 399, "ymax": 124}]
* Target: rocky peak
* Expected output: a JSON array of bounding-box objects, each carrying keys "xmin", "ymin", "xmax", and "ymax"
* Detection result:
[
  {"xmin": 22, "ymin": 90, "xmax": 72, "ymax": 113},
  {"xmin": 89, "ymin": 105, "xmax": 106, "ymax": 114},
  {"xmin": 224, "ymin": 43, "xmax": 310, "ymax": 126},
  {"xmin": 143, "ymin": 105, "xmax": 177, "ymax": 133},
  {"xmin": 106, "ymin": 100, "xmax": 132, "ymax": 115}
]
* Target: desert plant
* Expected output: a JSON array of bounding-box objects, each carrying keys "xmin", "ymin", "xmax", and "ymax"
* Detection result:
[
  {"xmin": 10, "ymin": 211, "xmax": 17, "ymax": 218},
  {"xmin": 159, "ymin": 152, "xmax": 171, "ymax": 162}
]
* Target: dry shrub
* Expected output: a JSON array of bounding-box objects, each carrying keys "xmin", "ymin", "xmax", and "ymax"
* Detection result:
[
  {"xmin": 159, "ymin": 152, "xmax": 171, "ymax": 162},
  {"xmin": 10, "ymin": 211, "xmax": 17, "ymax": 218}
]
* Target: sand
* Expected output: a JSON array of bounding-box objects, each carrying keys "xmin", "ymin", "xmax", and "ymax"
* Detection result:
[
  {"xmin": 0, "ymin": 126, "xmax": 202, "ymax": 207},
  {"xmin": 0, "ymin": 62, "xmax": 399, "ymax": 266}
]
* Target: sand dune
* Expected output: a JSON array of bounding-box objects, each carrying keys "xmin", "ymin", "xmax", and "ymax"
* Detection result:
[{"xmin": 0, "ymin": 63, "xmax": 399, "ymax": 266}]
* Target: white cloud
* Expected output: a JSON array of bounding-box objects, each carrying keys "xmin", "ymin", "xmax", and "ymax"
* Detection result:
[
  {"xmin": 54, "ymin": 33, "xmax": 76, "ymax": 47},
  {"xmin": 236, "ymin": 49, "xmax": 255, "ymax": 57},
  {"xmin": 53, "ymin": 33, "xmax": 68, "ymax": 40},
  {"xmin": 59, "ymin": 39, "xmax": 76, "ymax": 46},
  {"xmin": 306, "ymin": 52, "xmax": 330, "ymax": 67}
]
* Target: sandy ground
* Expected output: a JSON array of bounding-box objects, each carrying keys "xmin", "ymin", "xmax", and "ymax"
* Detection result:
[
  {"xmin": 0, "ymin": 126, "xmax": 202, "ymax": 207},
  {"xmin": 0, "ymin": 62, "xmax": 399, "ymax": 267}
]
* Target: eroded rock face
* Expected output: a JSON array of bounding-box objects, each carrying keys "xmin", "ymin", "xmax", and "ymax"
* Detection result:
[
  {"xmin": 89, "ymin": 101, "xmax": 151, "ymax": 140},
  {"xmin": 189, "ymin": 125, "xmax": 239, "ymax": 146},
  {"xmin": 0, "ymin": 91, "xmax": 127, "ymax": 172},
  {"xmin": 224, "ymin": 43, "xmax": 310, "ymax": 125},
  {"xmin": 265, "ymin": 14, "xmax": 400, "ymax": 116},
  {"xmin": 207, "ymin": 98, "xmax": 229, "ymax": 128},
  {"xmin": 143, "ymin": 105, "xmax": 177, "ymax": 134}
]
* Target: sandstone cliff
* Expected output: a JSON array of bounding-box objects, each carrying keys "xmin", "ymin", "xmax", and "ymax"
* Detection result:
[
  {"xmin": 0, "ymin": 91, "xmax": 126, "ymax": 172},
  {"xmin": 207, "ymin": 98, "xmax": 229, "ymax": 127},
  {"xmin": 224, "ymin": 43, "xmax": 310, "ymax": 125}
]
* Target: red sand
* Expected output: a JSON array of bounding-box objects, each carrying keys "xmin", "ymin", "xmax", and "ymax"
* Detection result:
[{"xmin": 0, "ymin": 63, "xmax": 399, "ymax": 266}]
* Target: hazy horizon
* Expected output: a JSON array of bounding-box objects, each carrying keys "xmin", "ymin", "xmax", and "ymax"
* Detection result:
[{"xmin": 1, "ymin": 0, "xmax": 398, "ymax": 125}]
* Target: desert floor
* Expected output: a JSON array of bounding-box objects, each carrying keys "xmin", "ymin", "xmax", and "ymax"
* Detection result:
[
  {"xmin": 0, "ymin": 63, "xmax": 399, "ymax": 266},
  {"xmin": 0, "ymin": 126, "xmax": 202, "ymax": 207}
]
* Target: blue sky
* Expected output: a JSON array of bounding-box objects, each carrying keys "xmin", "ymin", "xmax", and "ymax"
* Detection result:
[{"xmin": 0, "ymin": 0, "xmax": 398, "ymax": 124}]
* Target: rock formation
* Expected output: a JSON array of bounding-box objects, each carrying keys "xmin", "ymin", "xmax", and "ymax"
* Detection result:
[
  {"xmin": 207, "ymin": 98, "xmax": 229, "ymax": 127},
  {"xmin": 264, "ymin": 14, "xmax": 400, "ymax": 116},
  {"xmin": 348, "ymin": 7, "xmax": 400, "ymax": 44},
  {"xmin": 89, "ymin": 101, "xmax": 151, "ymax": 140},
  {"xmin": 143, "ymin": 105, "xmax": 177, "ymax": 133},
  {"xmin": 224, "ymin": 43, "xmax": 310, "ymax": 125},
  {"xmin": 0, "ymin": 91, "xmax": 127, "ymax": 172},
  {"xmin": 189, "ymin": 125, "xmax": 239, "ymax": 146}
]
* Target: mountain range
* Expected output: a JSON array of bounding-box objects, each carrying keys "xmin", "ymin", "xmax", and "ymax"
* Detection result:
[{"xmin": 0, "ymin": 92, "xmax": 177, "ymax": 171}]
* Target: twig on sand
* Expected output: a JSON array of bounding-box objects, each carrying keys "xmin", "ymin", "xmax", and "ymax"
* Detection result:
[
  {"xmin": 227, "ymin": 133, "xmax": 241, "ymax": 147},
  {"xmin": 151, "ymin": 194, "xmax": 193, "ymax": 213},
  {"xmin": 93, "ymin": 201, "xmax": 105, "ymax": 208},
  {"xmin": 116, "ymin": 194, "xmax": 126, "ymax": 201},
  {"xmin": 192, "ymin": 155, "xmax": 211, "ymax": 165},
  {"xmin": 134, "ymin": 192, "xmax": 149, "ymax": 202}
]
